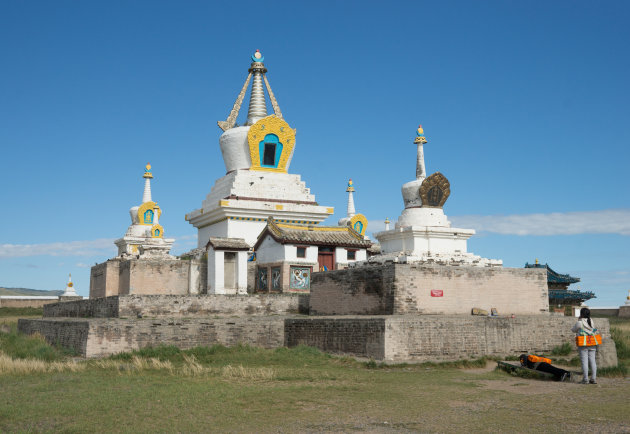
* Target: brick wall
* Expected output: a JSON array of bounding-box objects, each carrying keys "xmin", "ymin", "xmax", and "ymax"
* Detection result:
[
  {"xmin": 90, "ymin": 260, "xmax": 120, "ymax": 298},
  {"xmin": 310, "ymin": 263, "xmax": 548, "ymax": 315},
  {"xmin": 44, "ymin": 297, "xmax": 120, "ymax": 318},
  {"xmin": 19, "ymin": 317, "xmax": 285, "ymax": 358},
  {"xmin": 285, "ymin": 315, "xmax": 618, "ymax": 367},
  {"xmin": 43, "ymin": 294, "xmax": 309, "ymax": 318},
  {"xmin": 0, "ymin": 298, "xmax": 58, "ymax": 308}
]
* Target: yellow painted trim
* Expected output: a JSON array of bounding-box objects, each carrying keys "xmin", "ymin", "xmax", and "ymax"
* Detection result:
[
  {"xmin": 275, "ymin": 204, "xmax": 284, "ymax": 210},
  {"xmin": 247, "ymin": 115, "xmax": 295, "ymax": 173},
  {"xmin": 219, "ymin": 200, "xmax": 229, "ymax": 207},
  {"xmin": 326, "ymin": 207, "xmax": 334, "ymax": 214},
  {"xmin": 276, "ymin": 222, "xmax": 349, "ymax": 232},
  {"xmin": 137, "ymin": 201, "xmax": 161, "ymax": 225}
]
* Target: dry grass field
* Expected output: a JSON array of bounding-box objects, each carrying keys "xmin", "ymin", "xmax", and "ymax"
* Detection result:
[{"xmin": 1, "ymin": 309, "xmax": 628, "ymax": 433}]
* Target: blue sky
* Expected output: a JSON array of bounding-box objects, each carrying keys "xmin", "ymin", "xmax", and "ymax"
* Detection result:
[{"xmin": 1, "ymin": 1, "xmax": 628, "ymax": 305}]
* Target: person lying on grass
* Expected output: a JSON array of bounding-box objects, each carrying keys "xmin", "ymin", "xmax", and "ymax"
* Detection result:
[{"xmin": 519, "ymin": 354, "xmax": 571, "ymax": 382}]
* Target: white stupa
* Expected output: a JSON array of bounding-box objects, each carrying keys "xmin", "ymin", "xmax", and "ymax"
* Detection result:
[
  {"xmin": 61, "ymin": 274, "xmax": 78, "ymax": 297},
  {"xmin": 374, "ymin": 125, "xmax": 501, "ymax": 267},
  {"xmin": 186, "ymin": 51, "xmax": 334, "ymax": 247},
  {"xmin": 338, "ymin": 178, "xmax": 368, "ymax": 238},
  {"xmin": 114, "ymin": 163, "xmax": 174, "ymax": 258}
]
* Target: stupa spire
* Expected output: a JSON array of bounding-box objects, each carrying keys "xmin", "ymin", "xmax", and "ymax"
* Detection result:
[
  {"xmin": 62, "ymin": 273, "xmax": 78, "ymax": 296},
  {"xmin": 142, "ymin": 163, "xmax": 153, "ymax": 203},
  {"xmin": 218, "ymin": 50, "xmax": 283, "ymax": 131},
  {"xmin": 346, "ymin": 179, "xmax": 356, "ymax": 218},
  {"xmin": 414, "ymin": 125, "xmax": 428, "ymax": 180}
]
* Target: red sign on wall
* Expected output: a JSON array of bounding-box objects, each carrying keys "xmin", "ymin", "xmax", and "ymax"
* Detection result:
[{"xmin": 430, "ymin": 290, "xmax": 443, "ymax": 297}]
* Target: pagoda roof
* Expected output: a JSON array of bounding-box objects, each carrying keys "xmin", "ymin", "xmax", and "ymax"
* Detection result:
[
  {"xmin": 524, "ymin": 262, "xmax": 580, "ymax": 284},
  {"xmin": 254, "ymin": 217, "xmax": 373, "ymax": 250},
  {"xmin": 548, "ymin": 289, "xmax": 596, "ymax": 302}
]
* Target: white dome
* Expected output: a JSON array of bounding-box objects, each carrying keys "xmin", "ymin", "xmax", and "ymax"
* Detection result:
[{"xmin": 219, "ymin": 126, "xmax": 252, "ymax": 173}]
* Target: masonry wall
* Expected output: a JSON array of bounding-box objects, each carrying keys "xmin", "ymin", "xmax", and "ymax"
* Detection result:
[
  {"xmin": 43, "ymin": 294, "xmax": 309, "ymax": 318},
  {"xmin": 89, "ymin": 260, "xmax": 120, "ymax": 298},
  {"xmin": 19, "ymin": 317, "xmax": 285, "ymax": 358},
  {"xmin": 44, "ymin": 297, "xmax": 120, "ymax": 318},
  {"xmin": 0, "ymin": 297, "xmax": 59, "ymax": 308},
  {"xmin": 285, "ymin": 315, "xmax": 618, "ymax": 367},
  {"xmin": 310, "ymin": 264, "xmax": 548, "ymax": 315}
]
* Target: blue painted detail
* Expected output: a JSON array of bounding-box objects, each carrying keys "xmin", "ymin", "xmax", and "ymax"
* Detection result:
[
  {"xmin": 259, "ymin": 134, "xmax": 283, "ymax": 168},
  {"xmin": 354, "ymin": 221, "xmax": 364, "ymax": 234},
  {"xmin": 144, "ymin": 209, "xmax": 154, "ymax": 224},
  {"xmin": 154, "ymin": 229, "xmax": 160, "ymax": 236}
]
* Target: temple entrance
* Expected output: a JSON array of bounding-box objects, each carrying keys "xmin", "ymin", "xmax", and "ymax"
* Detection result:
[
  {"xmin": 224, "ymin": 252, "xmax": 236, "ymax": 289},
  {"xmin": 317, "ymin": 247, "xmax": 334, "ymax": 271}
]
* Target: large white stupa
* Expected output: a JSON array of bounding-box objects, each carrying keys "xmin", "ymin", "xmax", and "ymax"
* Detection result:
[
  {"xmin": 374, "ymin": 126, "xmax": 501, "ymax": 267},
  {"xmin": 186, "ymin": 51, "xmax": 333, "ymax": 247}
]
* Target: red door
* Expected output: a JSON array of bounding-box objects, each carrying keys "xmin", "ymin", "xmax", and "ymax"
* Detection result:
[{"xmin": 317, "ymin": 247, "xmax": 335, "ymax": 271}]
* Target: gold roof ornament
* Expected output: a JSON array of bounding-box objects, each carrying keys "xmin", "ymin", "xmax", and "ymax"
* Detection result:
[{"xmin": 143, "ymin": 162, "xmax": 153, "ymax": 179}]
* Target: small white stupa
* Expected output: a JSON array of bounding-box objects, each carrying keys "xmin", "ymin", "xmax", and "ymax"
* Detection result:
[
  {"xmin": 338, "ymin": 179, "xmax": 368, "ymax": 238},
  {"xmin": 61, "ymin": 274, "xmax": 78, "ymax": 297},
  {"xmin": 114, "ymin": 163, "xmax": 174, "ymax": 258},
  {"xmin": 186, "ymin": 50, "xmax": 334, "ymax": 247},
  {"xmin": 374, "ymin": 125, "xmax": 501, "ymax": 267}
]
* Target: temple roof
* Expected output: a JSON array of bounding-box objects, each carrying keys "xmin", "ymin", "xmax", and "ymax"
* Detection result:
[
  {"xmin": 255, "ymin": 217, "xmax": 372, "ymax": 250},
  {"xmin": 206, "ymin": 237, "xmax": 250, "ymax": 251},
  {"xmin": 548, "ymin": 289, "xmax": 596, "ymax": 302},
  {"xmin": 524, "ymin": 262, "xmax": 580, "ymax": 284}
]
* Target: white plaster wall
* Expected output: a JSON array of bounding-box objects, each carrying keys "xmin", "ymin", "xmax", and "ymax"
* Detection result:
[
  {"xmin": 226, "ymin": 219, "xmax": 266, "ymax": 246},
  {"xmin": 335, "ymin": 247, "xmax": 347, "ymax": 263},
  {"xmin": 197, "ymin": 220, "xmax": 230, "ymax": 249},
  {"xmin": 219, "ymin": 126, "xmax": 252, "ymax": 173},
  {"xmin": 236, "ymin": 250, "xmax": 248, "ymax": 294},
  {"xmin": 207, "ymin": 249, "xmax": 225, "ymax": 294},
  {"xmin": 255, "ymin": 236, "xmax": 286, "ymax": 263}
]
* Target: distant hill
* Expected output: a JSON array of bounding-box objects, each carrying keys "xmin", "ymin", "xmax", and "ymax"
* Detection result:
[{"xmin": 0, "ymin": 287, "xmax": 63, "ymax": 296}]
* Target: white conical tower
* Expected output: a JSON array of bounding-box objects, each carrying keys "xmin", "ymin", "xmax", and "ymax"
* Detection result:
[
  {"xmin": 142, "ymin": 162, "xmax": 152, "ymax": 203},
  {"xmin": 338, "ymin": 179, "xmax": 356, "ymax": 226},
  {"xmin": 62, "ymin": 274, "xmax": 78, "ymax": 296},
  {"xmin": 187, "ymin": 51, "xmax": 334, "ymax": 248}
]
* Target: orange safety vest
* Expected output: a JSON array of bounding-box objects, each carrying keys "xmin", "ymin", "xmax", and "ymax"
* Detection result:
[{"xmin": 527, "ymin": 355, "xmax": 552, "ymax": 364}]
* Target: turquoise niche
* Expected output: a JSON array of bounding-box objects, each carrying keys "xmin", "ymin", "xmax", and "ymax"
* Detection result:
[
  {"xmin": 258, "ymin": 134, "xmax": 283, "ymax": 168},
  {"xmin": 144, "ymin": 209, "xmax": 154, "ymax": 224},
  {"xmin": 154, "ymin": 229, "xmax": 160, "ymax": 236},
  {"xmin": 353, "ymin": 220, "xmax": 363, "ymax": 234}
]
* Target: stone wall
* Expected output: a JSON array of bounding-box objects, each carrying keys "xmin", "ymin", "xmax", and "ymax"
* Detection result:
[
  {"xmin": 44, "ymin": 297, "xmax": 120, "ymax": 318},
  {"xmin": 43, "ymin": 294, "xmax": 309, "ymax": 318},
  {"xmin": 285, "ymin": 315, "xmax": 618, "ymax": 367},
  {"xmin": 310, "ymin": 263, "xmax": 548, "ymax": 316},
  {"xmin": 0, "ymin": 297, "xmax": 59, "ymax": 308},
  {"xmin": 90, "ymin": 260, "xmax": 120, "ymax": 298},
  {"xmin": 19, "ymin": 317, "xmax": 285, "ymax": 358},
  {"xmin": 90, "ymin": 258, "xmax": 206, "ymax": 298}
]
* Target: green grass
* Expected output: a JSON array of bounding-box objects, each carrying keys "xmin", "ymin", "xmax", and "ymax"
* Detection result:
[
  {"xmin": 0, "ymin": 307, "xmax": 43, "ymax": 318},
  {"xmin": 0, "ymin": 316, "xmax": 629, "ymax": 431},
  {"xmin": 0, "ymin": 323, "xmax": 74, "ymax": 361}
]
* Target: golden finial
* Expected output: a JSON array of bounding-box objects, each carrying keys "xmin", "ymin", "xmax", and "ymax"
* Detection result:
[
  {"xmin": 535, "ymin": 258, "xmax": 539, "ymax": 265},
  {"xmin": 143, "ymin": 162, "xmax": 153, "ymax": 179},
  {"xmin": 414, "ymin": 124, "xmax": 428, "ymax": 144}
]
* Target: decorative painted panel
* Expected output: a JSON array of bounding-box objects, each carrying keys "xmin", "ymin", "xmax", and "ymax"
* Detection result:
[
  {"xmin": 289, "ymin": 266, "xmax": 311, "ymax": 292},
  {"xmin": 257, "ymin": 267, "xmax": 269, "ymax": 292},
  {"xmin": 247, "ymin": 115, "xmax": 295, "ymax": 173},
  {"xmin": 350, "ymin": 213, "xmax": 368, "ymax": 236},
  {"xmin": 271, "ymin": 267, "xmax": 281, "ymax": 291}
]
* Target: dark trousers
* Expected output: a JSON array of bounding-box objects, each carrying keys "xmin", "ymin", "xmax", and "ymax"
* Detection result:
[{"xmin": 529, "ymin": 361, "xmax": 570, "ymax": 379}]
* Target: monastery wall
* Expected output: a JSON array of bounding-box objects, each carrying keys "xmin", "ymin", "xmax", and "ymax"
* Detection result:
[
  {"xmin": 285, "ymin": 315, "xmax": 618, "ymax": 366},
  {"xmin": 18, "ymin": 317, "xmax": 286, "ymax": 358},
  {"xmin": 309, "ymin": 263, "xmax": 548, "ymax": 316},
  {"xmin": 43, "ymin": 294, "xmax": 309, "ymax": 318},
  {"xmin": 0, "ymin": 297, "xmax": 59, "ymax": 308},
  {"xmin": 89, "ymin": 258, "xmax": 206, "ymax": 298}
]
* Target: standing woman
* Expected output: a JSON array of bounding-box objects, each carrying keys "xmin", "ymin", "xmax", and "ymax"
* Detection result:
[{"xmin": 572, "ymin": 307, "xmax": 598, "ymax": 384}]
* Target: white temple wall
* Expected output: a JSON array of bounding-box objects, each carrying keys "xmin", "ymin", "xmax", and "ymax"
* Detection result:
[
  {"xmin": 226, "ymin": 219, "xmax": 266, "ymax": 246},
  {"xmin": 236, "ymin": 251, "xmax": 248, "ymax": 294},
  {"xmin": 197, "ymin": 220, "xmax": 230, "ymax": 249},
  {"xmin": 207, "ymin": 249, "xmax": 224, "ymax": 294}
]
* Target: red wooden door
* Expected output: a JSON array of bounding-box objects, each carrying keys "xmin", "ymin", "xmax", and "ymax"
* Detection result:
[{"xmin": 317, "ymin": 247, "xmax": 335, "ymax": 271}]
